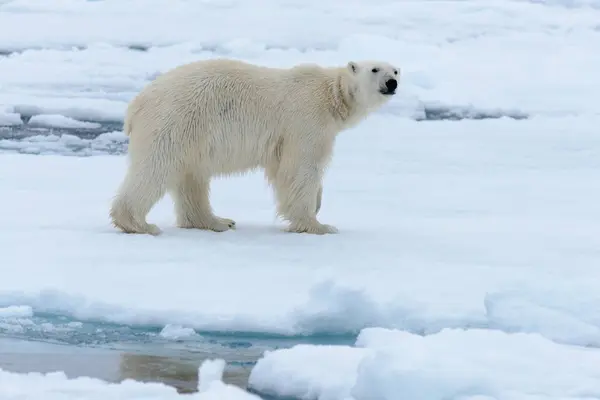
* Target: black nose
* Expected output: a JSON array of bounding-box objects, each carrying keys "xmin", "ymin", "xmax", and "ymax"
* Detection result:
[{"xmin": 386, "ymin": 79, "xmax": 397, "ymax": 92}]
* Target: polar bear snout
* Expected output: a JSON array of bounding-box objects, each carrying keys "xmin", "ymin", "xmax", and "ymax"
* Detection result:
[{"xmin": 381, "ymin": 78, "xmax": 397, "ymax": 95}]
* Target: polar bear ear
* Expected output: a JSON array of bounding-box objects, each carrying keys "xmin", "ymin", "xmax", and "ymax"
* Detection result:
[{"xmin": 347, "ymin": 62, "xmax": 358, "ymax": 74}]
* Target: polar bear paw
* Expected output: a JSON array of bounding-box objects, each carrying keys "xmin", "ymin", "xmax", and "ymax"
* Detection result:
[
  {"xmin": 110, "ymin": 205, "xmax": 163, "ymax": 236},
  {"xmin": 117, "ymin": 222, "xmax": 162, "ymax": 236},
  {"xmin": 143, "ymin": 223, "xmax": 163, "ymax": 236},
  {"xmin": 287, "ymin": 219, "xmax": 338, "ymax": 235},
  {"xmin": 178, "ymin": 216, "xmax": 235, "ymax": 232},
  {"xmin": 217, "ymin": 217, "xmax": 236, "ymax": 229}
]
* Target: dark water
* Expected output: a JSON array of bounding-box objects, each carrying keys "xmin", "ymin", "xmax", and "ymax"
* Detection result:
[
  {"xmin": 0, "ymin": 310, "xmax": 355, "ymax": 394},
  {"xmin": 0, "ymin": 338, "xmax": 253, "ymax": 393}
]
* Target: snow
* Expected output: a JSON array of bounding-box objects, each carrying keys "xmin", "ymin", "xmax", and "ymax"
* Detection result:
[
  {"xmin": 249, "ymin": 344, "xmax": 369, "ymax": 400},
  {"xmin": 0, "ymin": 359, "xmax": 261, "ymax": 400},
  {"xmin": 0, "ymin": 305, "xmax": 33, "ymax": 333},
  {"xmin": 248, "ymin": 327, "xmax": 600, "ymax": 400},
  {"xmin": 1, "ymin": 115, "xmax": 599, "ymax": 343},
  {"xmin": 27, "ymin": 115, "xmax": 102, "ymax": 130},
  {"xmin": 0, "ymin": 305, "xmax": 32, "ymax": 318},
  {"xmin": 197, "ymin": 359, "xmax": 228, "ymax": 392},
  {"xmin": 0, "ymin": 107, "xmax": 23, "ymax": 126},
  {"xmin": 0, "ymin": 131, "xmax": 128, "ymax": 156},
  {"xmin": 1, "ymin": 0, "xmax": 600, "ymax": 398}
]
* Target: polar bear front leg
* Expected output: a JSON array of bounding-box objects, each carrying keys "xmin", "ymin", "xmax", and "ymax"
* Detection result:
[
  {"xmin": 274, "ymin": 157, "xmax": 337, "ymax": 235},
  {"xmin": 171, "ymin": 172, "xmax": 235, "ymax": 232}
]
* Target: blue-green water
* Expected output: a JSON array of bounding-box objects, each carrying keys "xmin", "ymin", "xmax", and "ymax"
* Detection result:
[{"xmin": 0, "ymin": 310, "xmax": 355, "ymax": 395}]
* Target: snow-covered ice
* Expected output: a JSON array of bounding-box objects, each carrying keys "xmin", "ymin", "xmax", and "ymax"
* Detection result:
[
  {"xmin": 0, "ymin": 305, "xmax": 33, "ymax": 334},
  {"xmin": 27, "ymin": 115, "xmax": 102, "ymax": 130},
  {"xmin": 0, "ymin": 107, "xmax": 22, "ymax": 127},
  {"xmin": 1, "ymin": 116, "xmax": 598, "ymax": 339},
  {"xmin": 248, "ymin": 327, "xmax": 600, "ymax": 400},
  {"xmin": 1, "ymin": 0, "xmax": 600, "ymax": 398},
  {"xmin": 0, "ymin": 130, "xmax": 128, "ymax": 156}
]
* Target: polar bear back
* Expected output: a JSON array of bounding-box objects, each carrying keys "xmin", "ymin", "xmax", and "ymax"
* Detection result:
[{"xmin": 125, "ymin": 59, "xmax": 352, "ymax": 174}]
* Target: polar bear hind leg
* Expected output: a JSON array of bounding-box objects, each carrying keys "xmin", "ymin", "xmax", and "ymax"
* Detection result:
[
  {"xmin": 109, "ymin": 157, "xmax": 169, "ymax": 236},
  {"xmin": 170, "ymin": 171, "xmax": 236, "ymax": 232}
]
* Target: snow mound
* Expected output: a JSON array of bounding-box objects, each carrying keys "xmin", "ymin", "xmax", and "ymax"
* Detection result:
[
  {"xmin": 249, "ymin": 344, "xmax": 369, "ymax": 400},
  {"xmin": 0, "ymin": 359, "xmax": 261, "ymax": 400},
  {"xmin": 249, "ymin": 327, "xmax": 600, "ymax": 400}
]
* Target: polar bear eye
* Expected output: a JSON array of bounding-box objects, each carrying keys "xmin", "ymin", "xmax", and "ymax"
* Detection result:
[
  {"xmin": 394, "ymin": 70, "xmax": 398, "ymax": 75},
  {"xmin": 371, "ymin": 68, "xmax": 379, "ymax": 73}
]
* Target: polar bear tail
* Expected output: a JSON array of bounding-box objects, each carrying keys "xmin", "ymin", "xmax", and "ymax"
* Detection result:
[
  {"xmin": 122, "ymin": 96, "xmax": 141, "ymax": 136},
  {"xmin": 122, "ymin": 117, "xmax": 132, "ymax": 136}
]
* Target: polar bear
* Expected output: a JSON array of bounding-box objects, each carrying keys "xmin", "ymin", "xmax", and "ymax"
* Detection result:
[{"xmin": 109, "ymin": 58, "xmax": 399, "ymax": 235}]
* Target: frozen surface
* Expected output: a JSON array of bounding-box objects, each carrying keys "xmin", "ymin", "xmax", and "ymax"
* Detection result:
[
  {"xmin": 0, "ymin": 107, "xmax": 22, "ymax": 126},
  {"xmin": 0, "ymin": 305, "xmax": 33, "ymax": 318},
  {"xmin": 27, "ymin": 114, "xmax": 102, "ymax": 130},
  {"xmin": 249, "ymin": 344, "xmax": 369, "ymax": 400},
  {"xmin": 1, "ymin": 0, "xmax": 600, "ymax": 398},
  {"xmin": 1, "ymin": 116, "xmax": 599, "ymax": 341},
  {"xmin": 0, "ymin": 358, "xmax": 262, "ymax": 400},
  {"xmin": 0, "ymin": 130, "xmax": 128, "ymax": 156},
  {"xmin": 248, "ymin": 327, "xmax": 600, "ymax": 400}
]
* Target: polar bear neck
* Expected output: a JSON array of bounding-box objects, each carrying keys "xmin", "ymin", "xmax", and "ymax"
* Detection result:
[
  {"xmin": 329, "ymin": 71, "xmax": 357, "ymax": 125},
  {"xmin": 328, "ymin": 69, "xmax": 374, "ymax": 131}
]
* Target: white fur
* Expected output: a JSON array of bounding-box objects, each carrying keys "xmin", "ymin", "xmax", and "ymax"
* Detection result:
[{"xmin": 109, "ymin": 58, "xmax": 400, "ymax": 235}]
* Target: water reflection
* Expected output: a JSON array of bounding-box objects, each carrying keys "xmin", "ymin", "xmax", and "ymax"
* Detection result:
[
  {"xmin": 0, "ymin": 339, "xmax": 253, "ymax": 394},
  {"xmin": 119, "ymin": 353, "xmax": 251, "ymax": 393}
]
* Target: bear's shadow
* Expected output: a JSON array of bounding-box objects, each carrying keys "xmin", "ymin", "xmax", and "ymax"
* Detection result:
[
  {"xmin": 100, "ymin": 220, "xmax": 352, "ymax": 244},
  {"xmin": 107, "ymin": 221, "xmax": 294, "ymax": 243},
  {"xmin": 168, "ymin": 222, "xmax": 284, "ymax": 240}
]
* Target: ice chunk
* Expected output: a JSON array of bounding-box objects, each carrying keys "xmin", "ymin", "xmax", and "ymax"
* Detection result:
[
  {"xmin": 249, "ymin": 327, "xmax": 600, "ymax": 400},
  {"xmin": 159, "ymin": 324, "xmax": 197, "ymax": 339},
  {"xmin": 28, "ymin": 114, "xmax": 102, "ymax": 130},
  {"xmin": 249, "ymin": 345, "xmax": 369, "ymax": 400},
  {"xmin": 198, "ymin": 358, "xmax": 226, "ymax": 392}
]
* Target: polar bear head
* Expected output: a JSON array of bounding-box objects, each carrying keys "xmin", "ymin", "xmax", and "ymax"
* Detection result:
[{"xmin": 346, "ymin": 60, "xmax": 400, "ymax": 108}]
